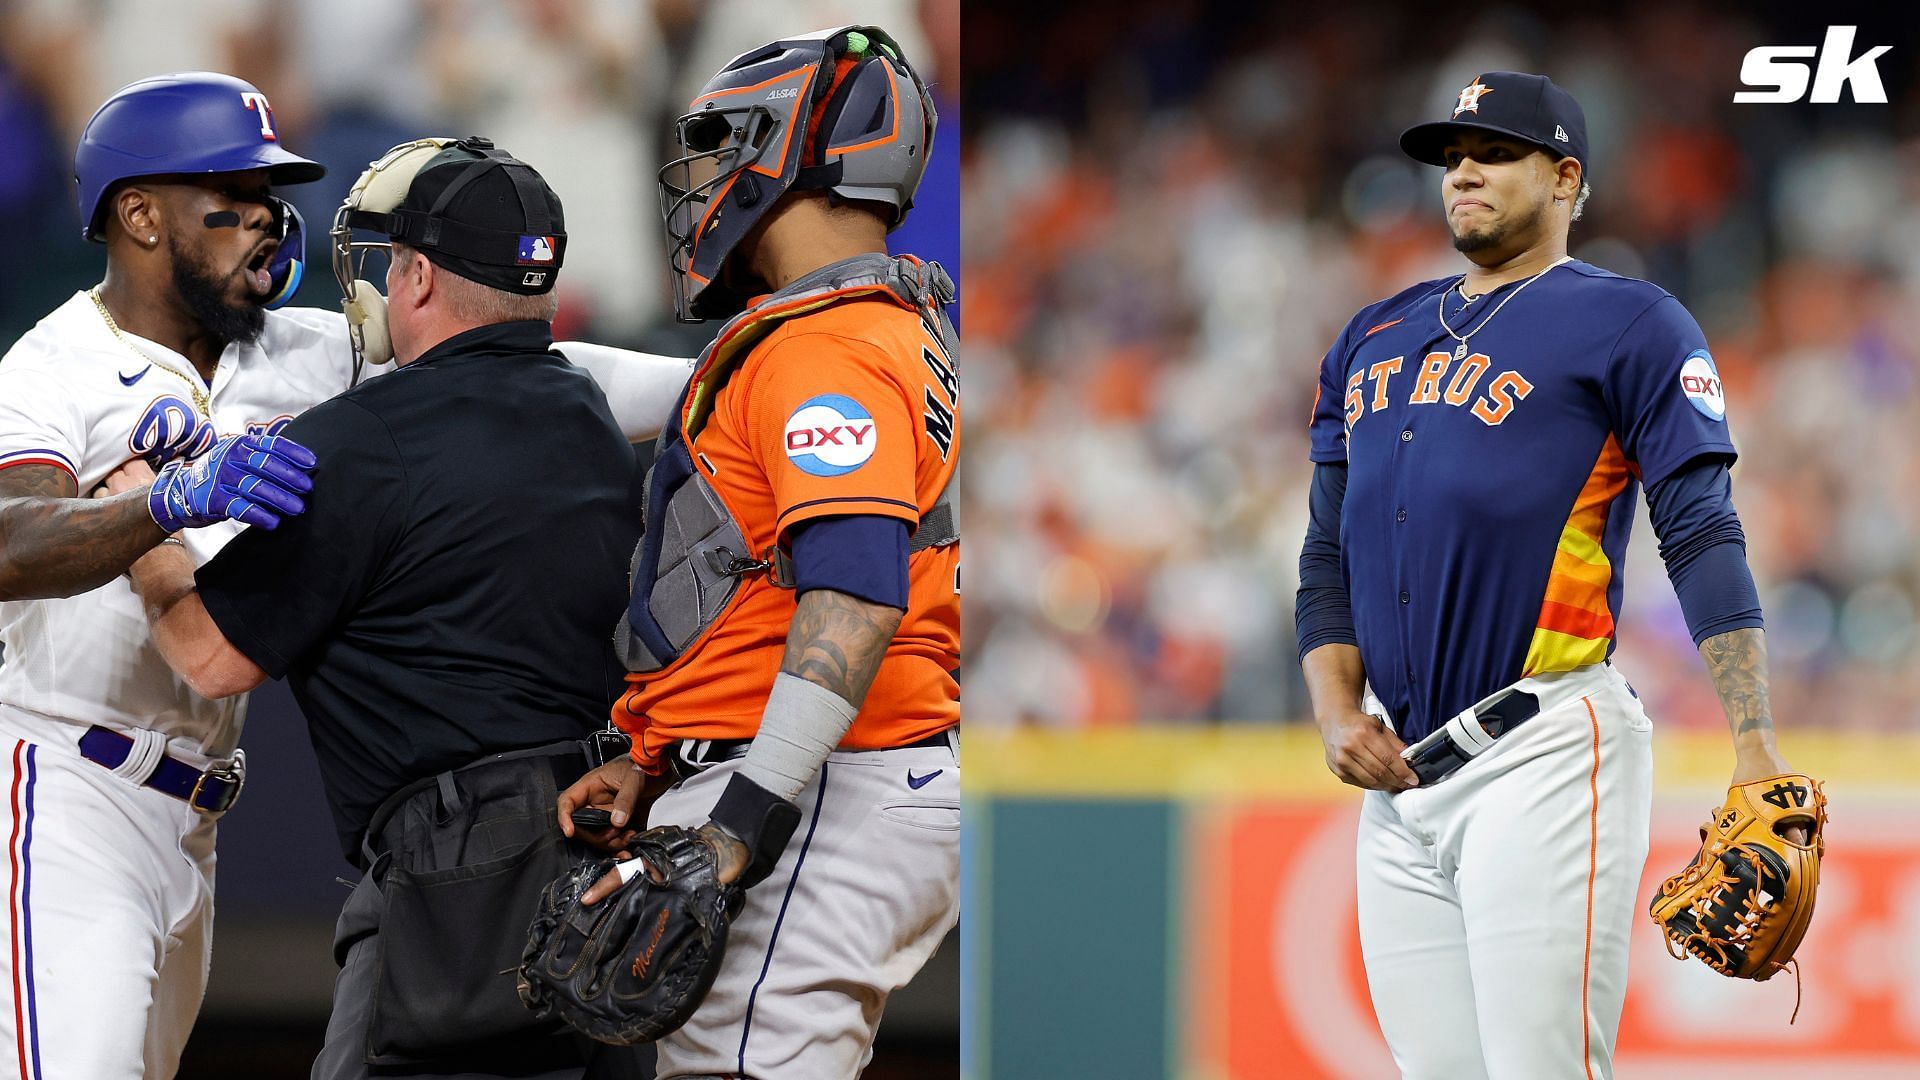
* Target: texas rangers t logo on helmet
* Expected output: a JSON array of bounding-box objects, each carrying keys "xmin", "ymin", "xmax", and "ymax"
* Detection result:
[
  {"xmin": 239, "ymin": 91, "xmax": 278, "ymax": 140},
  {"xmin": 784, "ymin": 394, "xmax": 877, "ymax": 477},
  {"xmin": 1453, "ymin": 77, "xmax": 1494, "ymax": 117}
]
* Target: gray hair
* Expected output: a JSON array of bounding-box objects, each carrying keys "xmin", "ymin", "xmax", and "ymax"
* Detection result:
[
  {"xmin": 393, "ymin": 244, "xmax": 559, "ymax": 324},
  {"xmin": 1571, "ymin": 181, "xmax": 1592, "ymax": 222}
]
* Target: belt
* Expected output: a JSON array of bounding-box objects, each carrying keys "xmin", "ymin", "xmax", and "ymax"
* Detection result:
[
  {"xmin": 1399, "ymin": 690, "xmax": 1540, "ymax": 787},
  {"xmin": 77, "ymin": 725, "xmax": 246, "ymax": 813},
  {"xmin": 677, "ymin": 727, "xmax": 958, "ymax": 771}
]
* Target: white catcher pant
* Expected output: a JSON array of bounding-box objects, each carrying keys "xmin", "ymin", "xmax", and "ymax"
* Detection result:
[
  {"xmin": 0, "ymin": 709, "xmax": 219, "ymax": 1080},
  {"xmin": 646, "ymin": 738, "xmax": 959, "ymax": 1080},
  {"xmin": 1356, "ymin": 662, "xmax": 1653, "ymax": 1080}
]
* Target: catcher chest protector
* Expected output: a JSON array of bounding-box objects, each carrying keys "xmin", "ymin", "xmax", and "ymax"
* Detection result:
[{"xmin": 616, "ymin": 253, "xmax": 958, "ymax": 675}]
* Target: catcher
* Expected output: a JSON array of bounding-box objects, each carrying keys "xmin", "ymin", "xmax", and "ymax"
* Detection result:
[{"xmin": 528, "ymin": 25, "xmax": 961, "ymax": 1077}]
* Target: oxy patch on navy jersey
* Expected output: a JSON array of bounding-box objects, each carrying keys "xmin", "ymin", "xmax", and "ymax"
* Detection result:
[
  {"xmin": 1679, "ymin": 350, "xmax": 1726, "ymax": 421},
  {"xmin": 785, "ymin": 394, "xmax": 877, "ymax": 477}
]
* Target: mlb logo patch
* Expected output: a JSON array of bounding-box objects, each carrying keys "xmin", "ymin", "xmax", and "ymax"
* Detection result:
[
  {"xmin": 517, "ymin": 235, "xmax": 557, "ymax": 265},
  {"xmin": 1679, "ymin": 350, "xmax": 1726, "ymax": 421},
  {"xmin": 784, "ymin": 394, "xmax": 877, "ymax": 477}
]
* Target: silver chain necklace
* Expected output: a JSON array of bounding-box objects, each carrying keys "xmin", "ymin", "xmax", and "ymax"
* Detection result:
[{"xmin": 1437, "ymin": 255, "xmax": 1572, "ymax": 361}]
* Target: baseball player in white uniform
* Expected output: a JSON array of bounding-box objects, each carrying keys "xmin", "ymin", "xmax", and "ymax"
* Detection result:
[{"xmin": 0, "ymin": 73, "xmax": 688, "ymax": 1079}]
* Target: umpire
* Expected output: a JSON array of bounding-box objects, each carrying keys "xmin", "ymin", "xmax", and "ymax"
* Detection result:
[{"xmin": 120, "ymin": 139, "xmax": 646, "ymax": 1078}]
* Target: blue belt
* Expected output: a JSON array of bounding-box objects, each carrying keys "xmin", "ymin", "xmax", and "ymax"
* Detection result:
[{"xmin": 77, "ymin": 725, "xmax": 247, "ymax": 813}]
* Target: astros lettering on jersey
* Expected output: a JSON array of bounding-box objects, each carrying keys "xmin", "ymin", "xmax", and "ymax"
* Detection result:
[
  {"xmin": 1309, "ymin": 259, "xmax": 1734, "ymax": 743},
  {"xmin": 617, "ymin": 294, "xmax": 961, "ymax": 768}
]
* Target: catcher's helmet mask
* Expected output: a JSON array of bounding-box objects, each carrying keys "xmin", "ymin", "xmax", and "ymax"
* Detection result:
[{"xmin": 660, "ymin": 25, "xmax": 937, "ymax": 322}]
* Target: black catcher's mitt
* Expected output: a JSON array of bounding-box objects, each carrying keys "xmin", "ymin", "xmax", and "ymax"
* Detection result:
[{"xmin": 518, "ymin": 825, "xmax": 741, "ymax": 1045}]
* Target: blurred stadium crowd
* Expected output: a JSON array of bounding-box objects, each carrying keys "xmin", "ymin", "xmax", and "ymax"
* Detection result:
[
  {"xmin": 0, "ymin": 0, "xmax": 957, "ymax": 356},
  {"xmin": 963, "ymin": 3, "xmax": 1920, "ymax": 730}
]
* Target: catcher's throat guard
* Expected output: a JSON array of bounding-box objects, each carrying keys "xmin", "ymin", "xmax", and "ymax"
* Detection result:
[
  {"xmin": 660, "ymin": 25, "xmax": 936, "ymax": 322},
  {"xmin": 616, "ymin": 253, "xmax": 959, "ymax": 675}
]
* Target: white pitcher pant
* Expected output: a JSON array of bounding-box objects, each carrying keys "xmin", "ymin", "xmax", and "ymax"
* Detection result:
[{"xmin": 1355, "ymin": 663, "xmax": 1653, "ymax": 1080}]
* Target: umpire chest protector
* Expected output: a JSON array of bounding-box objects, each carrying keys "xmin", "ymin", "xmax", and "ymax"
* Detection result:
[{"xmin": 616, "ymin": 252, "xmax": 959, "ymax": 675}]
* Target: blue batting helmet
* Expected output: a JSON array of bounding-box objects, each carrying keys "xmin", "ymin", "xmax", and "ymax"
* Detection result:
[{"xmin": 74, "ymin": 72, "xmax": 325, "ymax": 242}]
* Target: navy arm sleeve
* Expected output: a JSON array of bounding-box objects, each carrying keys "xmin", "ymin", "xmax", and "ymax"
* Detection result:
[
  {"xmin": 788, "ymin": 514, "xmax": 910, "ymax": 611},
  {"xmin": 1645, "ymin": 457, "xmax": 1763, "ymax": 646},
  {"xmin": 1295, "ymin": 461, "xmax": 1357, "ymax": 659},
  {"xmin": 196, "ymin": 398, "xmax": 407, "ymax": 678}
]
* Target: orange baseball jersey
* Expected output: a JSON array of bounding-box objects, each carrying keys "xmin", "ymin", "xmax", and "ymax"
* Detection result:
[{"xmin": 617, "ymin": 294, "xmax": 959, "ymax": 770}]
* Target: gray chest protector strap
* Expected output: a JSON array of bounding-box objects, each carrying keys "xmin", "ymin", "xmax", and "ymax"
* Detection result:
[{"xmin": 616, "ymin": 254, "xmax": 959, "ymax": 675}]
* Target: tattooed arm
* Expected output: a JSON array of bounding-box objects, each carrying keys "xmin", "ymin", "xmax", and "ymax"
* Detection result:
[
  {"xmin": 578, "ymin": 587, "xmax": 906, "ymax": 902},
  {"xmin": 1700, "ymin": 627, "xmax": 1774, "ymax": 745},
  {"xmin": 673, "ymin": 588, "xmax": 905, "ymax": 892},
  {"xmin": 1699, "ymin": 628, "xmax": 1802, "ymax": 803},
  {"xmin": 0, "ymin": 465, "xmax": 167, "ymax": 601},
  {"xmin": 780, "ymin": 587, "xmax": 905, "ymax": 704}
]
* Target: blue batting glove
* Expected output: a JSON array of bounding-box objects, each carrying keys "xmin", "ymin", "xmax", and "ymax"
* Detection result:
[{"xmin": 148, "ymin": 433, "xmax": 317, "ymax": 532}]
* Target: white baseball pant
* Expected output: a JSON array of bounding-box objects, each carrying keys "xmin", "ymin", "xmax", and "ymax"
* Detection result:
[
  {"xmin": 0, "ymin": 713, "xmax": 219, "ymax": 1080},
  {"xmin": 647, "ymin": 737, "xmax": 960, "ymax": 1079},
  {"xmin": 1355, "ymin": 662, "xmax": 1653, "ymax": 1079}
]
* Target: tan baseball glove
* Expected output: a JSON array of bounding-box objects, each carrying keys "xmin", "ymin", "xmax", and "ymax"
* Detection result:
[{"xmin": 1649, "ymin": 773, "xmax": 1827, "ymax": 1006}]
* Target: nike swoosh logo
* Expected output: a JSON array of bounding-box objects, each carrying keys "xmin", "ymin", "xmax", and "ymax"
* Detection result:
[
  {"xmin": 1364, "ymin": 318, "xmax": 1404, "ymax": 337},
  {"xmin": 907, "ymin": 769, "xmax": 943, "ymax": 790},
  {"xmin": 118, "ymin": 365, "xmax": 151, "ymax": 386}
]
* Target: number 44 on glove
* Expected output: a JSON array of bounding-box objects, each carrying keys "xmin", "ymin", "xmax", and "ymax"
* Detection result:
[{"xmin": 1649, "ymin": 773, "xmax": 1827, "ymax": 1017}]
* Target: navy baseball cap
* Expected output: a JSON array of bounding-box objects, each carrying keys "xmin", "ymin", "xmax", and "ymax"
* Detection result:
[{"xmin": 1400, "ymin": 72, "xmax": 1589, "ymax": 179}]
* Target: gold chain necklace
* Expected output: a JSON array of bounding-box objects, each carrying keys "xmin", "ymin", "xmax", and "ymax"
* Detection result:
[{"xmin": 88, "ymin": 288, "xmax": 217, "ymax": 417}]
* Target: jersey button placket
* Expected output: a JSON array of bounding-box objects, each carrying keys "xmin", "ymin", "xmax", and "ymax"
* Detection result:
[{"xmin": 1392, "ymin": 414, "xmax": 1419, "ymax": 712}]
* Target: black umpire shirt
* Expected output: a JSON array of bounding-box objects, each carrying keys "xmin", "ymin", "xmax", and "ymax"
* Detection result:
[{"xmin": 196, "ymin": 320, "xmax": 638, "ymax": 861}]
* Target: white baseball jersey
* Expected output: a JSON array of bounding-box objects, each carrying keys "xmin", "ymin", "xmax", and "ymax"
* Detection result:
[{"xmin": 0, "ymin": 292, "xmax": 387, "ymax": 762}]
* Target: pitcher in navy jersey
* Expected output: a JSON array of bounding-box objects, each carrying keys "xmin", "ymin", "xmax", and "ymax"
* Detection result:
[{"xmin": 1294, "ymin": 72, "xmax": 1805, "ymax": 1078}]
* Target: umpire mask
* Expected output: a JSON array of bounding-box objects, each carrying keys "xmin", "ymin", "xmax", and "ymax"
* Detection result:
[{"xmin": 332, "ymin": 136, "xmax": 566, "ymax": 377}]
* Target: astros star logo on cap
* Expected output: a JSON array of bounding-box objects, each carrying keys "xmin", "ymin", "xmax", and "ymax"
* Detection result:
[{"xmin": 1453, "ymin": 77, "xmax": 1493, "ymax": 118}]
